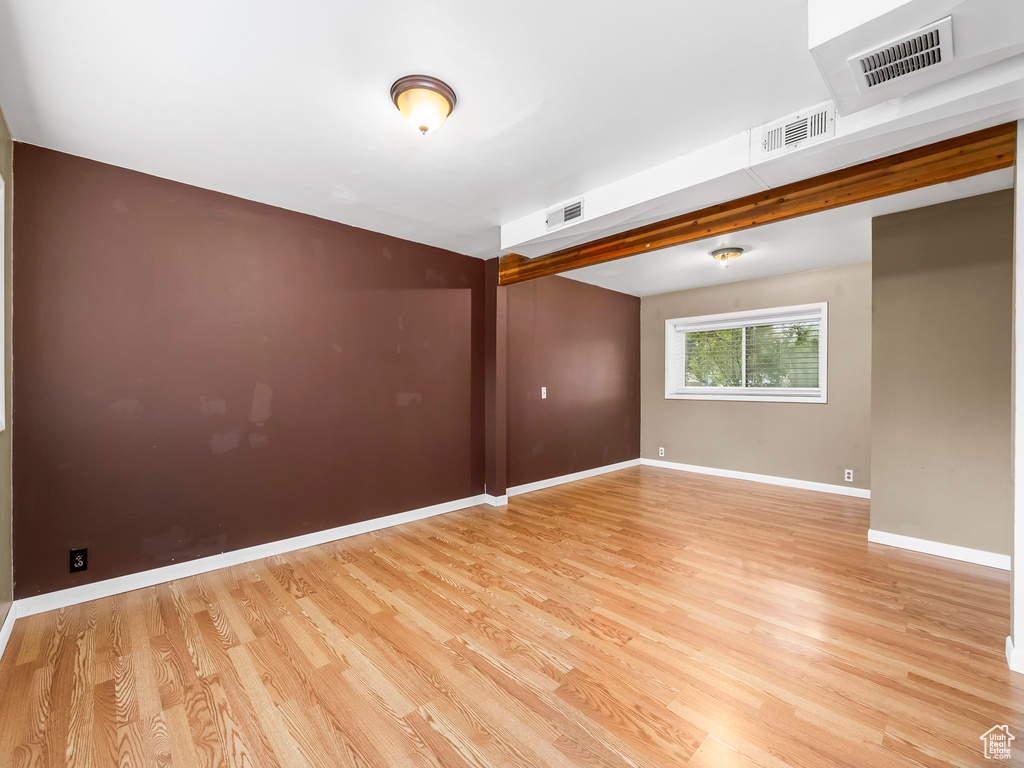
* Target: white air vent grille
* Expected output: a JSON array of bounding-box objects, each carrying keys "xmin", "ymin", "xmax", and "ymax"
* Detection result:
[
  {"xmin": 759, "ymin": 103, "xmax": 835, "ymax": 160},
  {"xmin": 849, "ymin": 16, "xmax": 952, "ymax": 93},
  {"xmin": 545, "ymin": 197, "xmax": 585, "ymax": 232}
]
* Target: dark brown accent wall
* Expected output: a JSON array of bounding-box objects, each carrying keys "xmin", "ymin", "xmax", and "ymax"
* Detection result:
[
  {"xmin": 13, "ymin": 144, "xmax": 485, "ymax": 597},
  {"xmin": 506, "ymin": 276, "xmax": 640, "ymax": 488}
]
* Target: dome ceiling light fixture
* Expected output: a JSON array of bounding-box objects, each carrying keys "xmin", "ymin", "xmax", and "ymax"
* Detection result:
[
  {"xmin": 710, "ymin": 247, "xmax": 744, "ymax": 268},
  {"xmin": 390, "ymin": 75, "xmax": 457, "ymax": 135}
]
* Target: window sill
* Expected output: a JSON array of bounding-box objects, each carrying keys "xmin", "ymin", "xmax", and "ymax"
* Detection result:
[{"xmin": 665, "ymin": 392, "xmax": 826, "ymax": 404}]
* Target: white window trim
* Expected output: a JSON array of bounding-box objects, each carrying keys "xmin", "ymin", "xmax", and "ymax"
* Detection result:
[{"xmin": 664, "ymin": 301, "xmax": 828, "ymax": 404}]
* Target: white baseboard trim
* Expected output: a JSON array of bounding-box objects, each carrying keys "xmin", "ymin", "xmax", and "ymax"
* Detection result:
[
  {"xmin": 483, "ymin": 494, "xmax": 508, "ymax": 506},
  {"xmin": 1007, "ymin": 636, "xmax": 1024, "ymax": 674},
  {"xmin": 868, "ymin": 529, "xmax": 1011, "ymax": 570},
  {"xmin": 0, "ymin": 603, "xmax": 15, "ymax": 664},
  {"xmin": 506, "ymin": 459, "xmax": 642, "ymax": 497},
  {"xmin": 13, "ymin": 493, "xmax": 488, "ymax": 619},
  {"xmin": 640, "ymin": 458, "xmax": 871, "ymax": 499}
]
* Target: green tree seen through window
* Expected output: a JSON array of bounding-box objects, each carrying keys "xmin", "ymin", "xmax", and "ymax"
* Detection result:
[
  {"xmin": 684, "ymin": 321, "xmax": 818, "ymax": 388},
  {"xmin": 684, "ymin": 327, "xmax": 742, "ymax": 387}
]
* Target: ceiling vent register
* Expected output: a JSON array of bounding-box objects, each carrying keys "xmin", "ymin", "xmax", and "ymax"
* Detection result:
[
  {"xmin": 759, "ymin": 103, "xmax": 836, "ymax": 160},
  {"xmin": 545, "ymin": 197, "xmax": 585, "ymax": 232},
  {"xmin": 849, "ymin": 16, "xmax": 953, "ymax": 93}
]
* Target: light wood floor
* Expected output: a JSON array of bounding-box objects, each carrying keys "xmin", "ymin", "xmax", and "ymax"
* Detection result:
[{"xmin": 1, "ymin": 466, "xmax": 1021, "ymax": 767}]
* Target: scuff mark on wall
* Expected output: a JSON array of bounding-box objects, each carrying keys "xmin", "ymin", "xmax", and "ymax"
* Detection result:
[
  {"xmin": 210, "ymin": 429, "xmax": 240, "ymax": 455},
  {"xmin": 110, "ymin": 399, "xmax": 143, "ymax": 419},
  {"xmin": 200, "ymin": 396, "xmax": 226, "ymax": 416},
  {"xmin": 396, "ymin": 393, "xmax": 422, "ymax": 407},
  {"xmin": 328, "ymin": 186, "xmax": 360, "ymax": 205},
  {"xmin": 140, "ymin": 526, "xmax": 228, "ymax": 564},
  {"xmin": 249, "ymin": 382, "xmax": 273, "ymax": 423}
]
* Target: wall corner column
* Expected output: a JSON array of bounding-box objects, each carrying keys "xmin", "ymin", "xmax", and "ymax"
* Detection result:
[
  {"xmin": 483, "ymin": 258, "xmax": 507, "ymax": 503},
  {"xmin": 1010, "ymin": 119, "xmax": 1024, "ymax": 673}
]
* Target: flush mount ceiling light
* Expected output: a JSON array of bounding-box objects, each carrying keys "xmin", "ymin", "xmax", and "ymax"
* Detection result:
[
  {"xmin": 390, "ymin": 75, "xmax": 457, "ymax": 135},
  {"xmin": 710, "ymin": 247, "xmax": 744, "ymax": 268}
]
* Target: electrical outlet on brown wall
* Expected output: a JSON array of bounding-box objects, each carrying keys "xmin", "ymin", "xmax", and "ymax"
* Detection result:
[{"xmin": 70, "ymin": 548, "xmax": 88, "ymax": 573}]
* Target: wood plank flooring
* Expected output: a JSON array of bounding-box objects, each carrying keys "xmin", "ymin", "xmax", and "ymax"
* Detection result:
[{"xmin": 1, "ymin": 465, "xmax": 1022, "ymax": 767}]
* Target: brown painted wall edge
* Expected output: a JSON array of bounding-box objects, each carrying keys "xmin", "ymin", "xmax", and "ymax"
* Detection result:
[{"xmin": 0, "ymin": 106, "xmax": 13, "ymax": 622}]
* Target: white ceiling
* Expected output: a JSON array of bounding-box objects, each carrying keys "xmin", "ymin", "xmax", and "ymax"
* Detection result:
[
  {"xmin": 562, "ymin": 168, "xmax": 1014, "ymax": 297},
  {"xmin": 0, "ymin": 0, "xmax": 829, "ymax": 257}
]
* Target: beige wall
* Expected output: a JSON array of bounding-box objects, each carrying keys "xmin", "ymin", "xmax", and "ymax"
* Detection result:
[
  {"xmin": 0, "ymin": 106, "xmax": 12, "ymax": 624},
  {"xmin": 641, "ymin": 262, "xmax": 872, "ymax": 489},
  {"xmin": 871, "ymin": 191, "xmax": 1013, "ymax": 555}
]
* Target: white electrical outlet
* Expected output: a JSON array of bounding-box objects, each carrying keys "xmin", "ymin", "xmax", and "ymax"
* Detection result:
[
  {"xmin": 541, "ymin": 386, "xmax": 547, "ymax": 399},
  {"xmin": 659, "ymin": 447, "xmax": 665, "ymax": 457},
  {"xmin": 844, "ymin": 469, "xmax": 854, "ymax": 483}
]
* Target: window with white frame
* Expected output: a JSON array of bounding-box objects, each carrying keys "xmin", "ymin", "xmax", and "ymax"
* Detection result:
[{"xmin": 665, "ymin": 302, "xmax": 827, "ymax": 403}]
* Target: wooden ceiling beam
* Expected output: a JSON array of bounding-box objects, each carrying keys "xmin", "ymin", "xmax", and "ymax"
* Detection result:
[{"xmin": 498, "ymin": 122, "xmax": 1017, "ymax": 285}]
